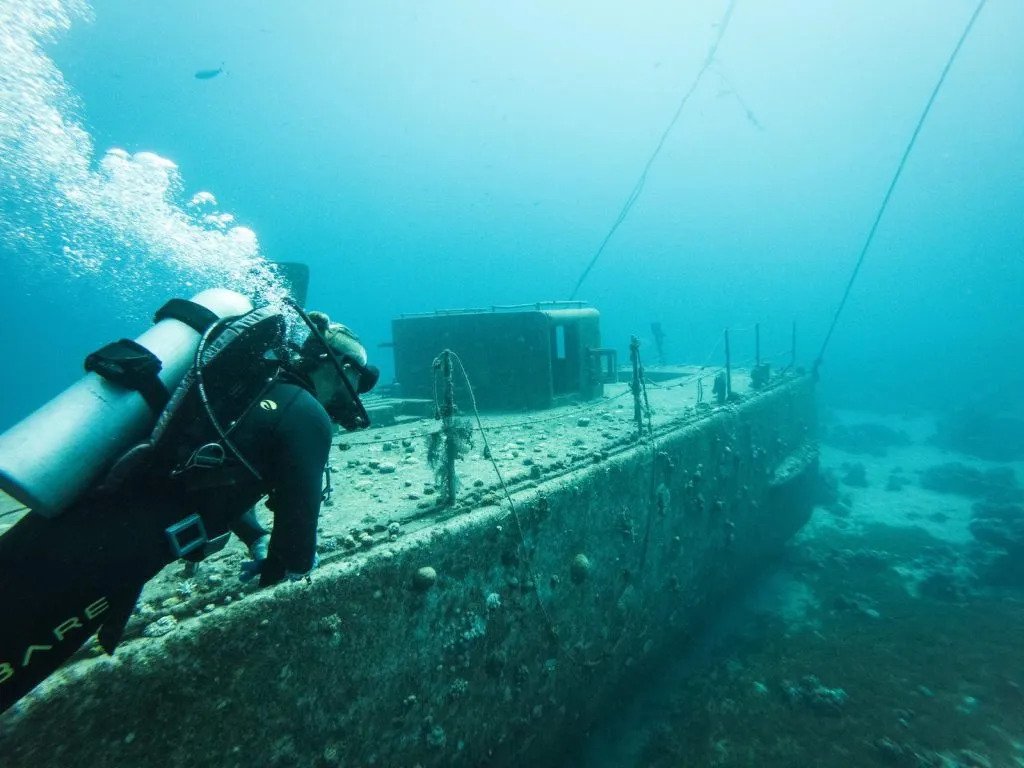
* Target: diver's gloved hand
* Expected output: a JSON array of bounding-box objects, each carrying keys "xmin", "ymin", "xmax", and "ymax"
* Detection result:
[
  {"xmin": 254, "ymin": 552, "xmax": 319, "ymax": 587},
  {"xmin": 239, "ymin": 559, "xmax": 263, "ymax": 583},
  {"xmin": 239, "ymin": 534, "xmax": 270, "ymax": 583},
  {"xmin": 284, "ymin": 553, "xmax": 319, "ymax": 583}
]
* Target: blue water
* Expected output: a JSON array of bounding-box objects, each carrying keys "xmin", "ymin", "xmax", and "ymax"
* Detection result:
[
  {"xmin": 1, "ymin": 0, "xmax": 1022, "ymax": 426},
  {"xmin": 3, "ymin": 4, "xmax": 1024, "ymax": 764}
]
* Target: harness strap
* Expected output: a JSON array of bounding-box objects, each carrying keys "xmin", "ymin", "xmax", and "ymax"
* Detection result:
[
  {"xmin": 153, "ymin": 298, "xmax": 221, "ymax": 334},
  {"xmin": 84, "ymin": 338, "xmax": 171, "ymax": 413}
]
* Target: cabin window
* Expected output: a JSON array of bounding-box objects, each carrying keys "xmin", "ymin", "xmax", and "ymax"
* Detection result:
[{"xmin": 554, "ymin": 325, "xmax": 566, "ymax": 360}]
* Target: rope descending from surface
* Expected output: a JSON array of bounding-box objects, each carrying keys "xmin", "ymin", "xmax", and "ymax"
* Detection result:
[
  {"xmin": 569, "ymin": 0, "xmax": 739, "ymax": 300},
  {"xmin": 813, "ymin": 0, "xmax": 988, "ymax": 379}
]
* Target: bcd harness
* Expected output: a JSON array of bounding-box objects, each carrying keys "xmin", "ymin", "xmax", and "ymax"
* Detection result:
[{"xmin": 86, "ymin": 298, "xmax": 297, "ymax": 562}]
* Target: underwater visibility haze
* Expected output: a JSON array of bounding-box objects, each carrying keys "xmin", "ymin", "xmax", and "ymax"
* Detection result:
[
  {"xmin": 1, "ymin": 0, "xmax": 1021, "ymax": 426},
  {"xmin": 1, "ymin": 0, "xmax": 1023, "ymax": 765}
]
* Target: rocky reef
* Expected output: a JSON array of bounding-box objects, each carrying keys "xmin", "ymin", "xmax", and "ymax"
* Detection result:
[
  {"xmin": 932, "ymin": 407, "xmax": 1024, "ymax": 462},
  {"xmin": 625, "ymin": 526, "xmax": 1024, "ymax": 768},
  {"xmin": 969, "ymin": 500, "xmax": 1024, "ymax": 587},
  {"xmin": 919, "ymin": 462, "xmax": 1023, "ymax": 503},
  {"xmin": 561, "ymin": 407, "xmax": 1024, "ymax": 768},
  {"xmin": 822, "ymin": 421, "xmax": 911, "ymax": 456}
]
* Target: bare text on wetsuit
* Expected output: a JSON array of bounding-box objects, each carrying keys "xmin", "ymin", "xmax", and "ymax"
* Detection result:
[{"xmin": 0, "ymin": 596, "xmax": 109, "ymax": 685}]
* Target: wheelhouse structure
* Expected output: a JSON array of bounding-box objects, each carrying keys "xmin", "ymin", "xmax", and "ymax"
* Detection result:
[{"xmin": 390, "ymin": 303, "xmax": 613, "ymax": 411}]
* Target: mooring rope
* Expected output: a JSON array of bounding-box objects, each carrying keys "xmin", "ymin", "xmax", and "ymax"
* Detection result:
[
  {"xmin": 439, "ymin": 349, "xmax": 681, "ymax": 671},
  {"xmin": 813, "ymin": 0, "xmax": 987, "ymax": 379},
  {"xmin": 445, "ymin": 351, "xmax": 600, "ymax": 665},
  {"xmin": 569, "ymin": 0, "xmax": 739, "ymax": 300}
]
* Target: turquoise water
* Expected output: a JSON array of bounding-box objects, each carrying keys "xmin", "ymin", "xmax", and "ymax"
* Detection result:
[
  {"xmin": 1, "ymin": 5, "xmax": 1023, "ymax": 760},
  {"xmin": 4, "ymin": 3, "xmax": 1019, "ymax": 430},
  {"xmin": 2, "ymin": 1, "xmax": 1022, "ymax": 428}
]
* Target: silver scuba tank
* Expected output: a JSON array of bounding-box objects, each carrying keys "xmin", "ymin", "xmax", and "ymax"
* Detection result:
[{"xmin": 0, "ymin": 288, "xmax": 253, "ymax": 517}]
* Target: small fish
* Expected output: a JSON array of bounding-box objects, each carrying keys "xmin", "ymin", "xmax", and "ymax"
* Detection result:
[{"xmin": 194, "ymin": 64, "xmax": 224, "ymax": 80}]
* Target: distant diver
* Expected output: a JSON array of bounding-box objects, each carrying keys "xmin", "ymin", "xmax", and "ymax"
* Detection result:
[
  {"xmin": 651, "ymin": 322, "xmax": 666, "ymax": 365},
  {"xmin": 0, "ymin": 295, "xmax": 379, "ymax": 714},
  {"xmin": 194, "ymin": 64, "xmax": 224, "ymax": 80}
]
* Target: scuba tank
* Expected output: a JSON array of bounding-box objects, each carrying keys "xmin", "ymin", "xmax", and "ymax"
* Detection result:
[{"xmin": 0, "ymin": 288, "xmax": 253, "ymax": 517}]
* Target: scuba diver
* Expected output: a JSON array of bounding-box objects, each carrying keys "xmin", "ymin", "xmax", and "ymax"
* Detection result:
[
  {"xmin": 0, "ymin": 296, "xmax": 378, "ymax": 715},
  {"xmin": 650, "ymin": 322, "xmax": 666, "ymax": 365}
]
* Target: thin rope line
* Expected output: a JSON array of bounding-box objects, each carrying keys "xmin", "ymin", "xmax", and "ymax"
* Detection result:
[
  {"xmin": 814, "ymin": 0, "xmax": 987, "ymax": 377},
  {"xmin": 569, "ymin": 0, "xmax": 739, "ymax": 299}
]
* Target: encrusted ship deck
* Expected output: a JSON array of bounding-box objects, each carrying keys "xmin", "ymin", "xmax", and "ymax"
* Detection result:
[{"xmin": 0, "ymin": 367, "xmax": 818, "ymax": 768}]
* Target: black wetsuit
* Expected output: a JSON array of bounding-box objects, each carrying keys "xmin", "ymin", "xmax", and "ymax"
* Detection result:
[{"xmin": 0, "ymin": 376, "xmax": 332, "ymax": 715}]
